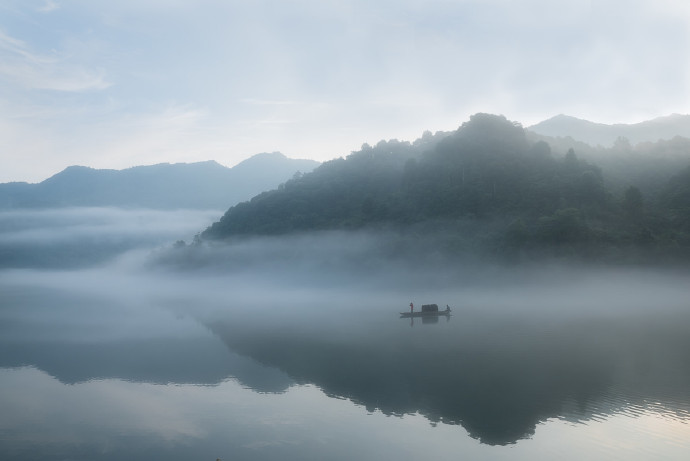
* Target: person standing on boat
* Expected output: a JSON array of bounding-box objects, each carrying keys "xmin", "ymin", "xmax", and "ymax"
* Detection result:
[{"xmin": 410, "ymin": 302, "xmax": 414, "ymax": 313}]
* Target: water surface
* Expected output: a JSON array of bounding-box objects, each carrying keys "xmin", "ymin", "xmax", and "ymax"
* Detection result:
[{"xmin": 1, "ymin": 208, "xmax": 689, "ymax": 460}]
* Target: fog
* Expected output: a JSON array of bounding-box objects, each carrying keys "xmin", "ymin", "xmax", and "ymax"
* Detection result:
[
  {"xmin": 0, "ymin": 207, "xmax": 221, "ymax": 268},
  {"xmin": 2, "ymin": 207, "xmax": 689, "ymax": 347},
  {"xmin": 2, "ymin": 206, "xmax": 689, "ymax": 342},
  {"xmin": 1, "ymin": 207, "xmax": 690, "ymax": 455}
]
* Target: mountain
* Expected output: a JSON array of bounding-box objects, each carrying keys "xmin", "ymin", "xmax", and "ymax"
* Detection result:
[
  {"xmin": 0, "ymin": 153, "xmax": 319, "ymax": 210},
  {"xmin": 203, "ymin": 114, "xmax": 604, "ymax": 238},
  {"xmin": 528, "ymin": 114, "xmax": 690, "ymax": 147},
  {"xmin": 526, "ymin": 121, "xmax": 690, "ymax": 203},
  {"xmin": 196, "ymin": 114, "xmax": 690, "ymax": 263}
]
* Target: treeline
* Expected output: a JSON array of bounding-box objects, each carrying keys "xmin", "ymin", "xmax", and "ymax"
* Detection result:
[{"xmin": 201, "ymin": 114, "xmax": 690, "ymax": 263}]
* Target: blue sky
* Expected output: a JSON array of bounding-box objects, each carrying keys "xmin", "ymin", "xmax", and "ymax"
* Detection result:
[{"xmin": 1, "ymin": 0, "xmax": 689, "ymax": 182}]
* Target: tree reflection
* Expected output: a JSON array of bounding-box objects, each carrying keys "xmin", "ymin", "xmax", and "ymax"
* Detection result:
[{"xmin": 207, "ymin": 309, "xmax": 690, "ymax": 445}]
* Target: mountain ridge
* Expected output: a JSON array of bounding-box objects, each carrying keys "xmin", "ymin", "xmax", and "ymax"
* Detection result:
[
  {"xmin": 0, "ymin": 153, "xmax": 319, "ymax": 210},
  {"xmin": 528, "ymin": 113, "xmax": 690, "ymax": 146}
]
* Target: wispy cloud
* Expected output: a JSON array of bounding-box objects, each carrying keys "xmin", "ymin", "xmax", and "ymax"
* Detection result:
[
  {"xmin": 37, "ymin": 0, "xmax": 60, "ymax": 13},
  {"xmin": 0, "ymin": 103, "xmax": 213, "ymax": 183},
  {"xmin": 240, "ymin": 98, "xmax": 300, "ymax": 106},
  {"xmin": 1, "ymin": 0, "xmax": 689, "ymax": 183},
  {"xmin": 0, "ymin": 29, "xmax": 110, "ymax": 92}
]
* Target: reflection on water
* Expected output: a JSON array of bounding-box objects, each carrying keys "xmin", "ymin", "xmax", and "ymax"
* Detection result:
[
  {"xmin": 207, "ymin": 303, "xmax": 690, "ymax": 445},
  {"xmin": 1, "ymin": 268, "xmax": 690, "ymax": 460},
  {"xmin": 0, "ymin": 284, "xmax": 293, "ymax": 391}
]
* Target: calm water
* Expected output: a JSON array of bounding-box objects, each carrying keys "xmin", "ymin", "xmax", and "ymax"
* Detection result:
[{"xmin": 1, "ymin": 209, "xmax": 690, "ymax": 460}]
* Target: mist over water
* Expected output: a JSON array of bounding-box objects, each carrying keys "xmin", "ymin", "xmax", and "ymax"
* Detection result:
[
  {"xmin": 0, "ymin": 207, "xmax": 222, "ymax": 269},
  {"xmin": 1, "ymin": 208, "xmax": 690, "ymax": 460}
]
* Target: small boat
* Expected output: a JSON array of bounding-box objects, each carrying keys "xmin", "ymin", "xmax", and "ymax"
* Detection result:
[{"xmin": 400, "ymin": 303, "xmax": 451, "ymax": 318}]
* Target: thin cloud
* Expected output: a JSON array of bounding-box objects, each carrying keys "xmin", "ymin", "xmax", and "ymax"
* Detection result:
[
  {"xmin": 0, "ymin": 104, "xmax": 213, "ymax": 183},
  {"xmin": 0, "ymin": 29, "xmax": 110, "ymax": 92},
  {"xmin": 241, "ymin": 98, "xmax": 300, "ymax": 106},
  {"xmin": 37, "ymin": 1, "xmax": 60, "ymax": 13},
  {"xmin": 1, "ymin": 1, "xmax": 689, "ymax": 183}
]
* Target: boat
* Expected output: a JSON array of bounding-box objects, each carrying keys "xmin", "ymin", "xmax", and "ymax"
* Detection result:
[{"xmin": 400, "ymin": 303, "xmax": 451, "ymax": 318}]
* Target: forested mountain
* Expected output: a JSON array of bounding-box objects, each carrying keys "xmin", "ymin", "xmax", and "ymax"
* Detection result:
[
  {"xmin": 201, "ymin": 114, "xmax": 690, "ymax": 263},
  {"xmin": 529, "ymin": 113, "xmax": 690, "ymax": 147},
  {"xmin": 526, "ymin": 132, "xmax": 690, "ymax": 202},
  {"xmin": 0, "ymin": 153, "xmax": 319, "ymax": 210}
]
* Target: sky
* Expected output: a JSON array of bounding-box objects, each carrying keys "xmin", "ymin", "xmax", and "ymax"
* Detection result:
[{"xmin": 1, "ymin": 0, "xmax": 689, "ymax": 183}]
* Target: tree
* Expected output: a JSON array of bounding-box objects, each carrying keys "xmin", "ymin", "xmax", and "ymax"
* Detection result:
[
  {"xmin": 623, "ymin": 186, "xmax": 644, "ymax": 221},
  {"xmin": 536, "ymin": 208, "xmax": 589, "ymax": 245},
  {"xmin": 613, "ymin": 136, "xmax": 632, "ymax": 152},
  {"xmin": 564, "ymin": 148, "xmax": 578, "ymax": 169}
]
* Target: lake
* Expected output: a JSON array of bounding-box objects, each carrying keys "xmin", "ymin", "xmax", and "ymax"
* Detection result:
[{"xmin": 1, "ymin": 209, "xmax": 689, "ymax": 460}]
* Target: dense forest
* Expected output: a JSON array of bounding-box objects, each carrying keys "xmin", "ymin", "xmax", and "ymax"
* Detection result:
[{"xmin": 200, "ymin": 114, "xmax": 690, "ymax": 264}]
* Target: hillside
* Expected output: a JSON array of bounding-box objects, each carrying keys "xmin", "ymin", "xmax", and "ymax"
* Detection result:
[
  {"xmin": 526, "ymin": 131, "xmax": 690, "ymax": 203},
  {"xmin": 200, "ymin": 114, "xmax": 690, "ymax": 263},
  {"xmin": 0, "ymin": 153, "xmax": 319, "ymax": 210},
  {"xmin": 528, "ymin": 114, "xmax": 690, "ymax": 147}
]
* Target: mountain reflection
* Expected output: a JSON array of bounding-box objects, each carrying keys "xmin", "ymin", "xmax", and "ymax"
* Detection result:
[
  {"xmin": 0, "ymin": 285, "xmax": 293, "ymax": 393},
  {"xmin": 0, "ymin": 337, "xmax": 293, "ymax": 392},
  {"xmin": 3, "ymin": 277, "xmax": 690, "ymax": 447},
  {"xmin": 206, "ymin": 307, "xmax": 690, "ymax": 445}
]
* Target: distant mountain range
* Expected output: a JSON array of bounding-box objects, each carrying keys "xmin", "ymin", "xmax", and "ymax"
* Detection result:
[
  {"xmin": 0, "ymin": 153, "xmax": 319, "ymax": 210},
  {"xmin": 528, "ymin": 114, "xmax": 690, "ymax": 147}
]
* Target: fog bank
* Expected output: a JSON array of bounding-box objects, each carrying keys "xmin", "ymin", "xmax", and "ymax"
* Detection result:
[{"xmin": 0, "ymin": 207, "xmax": 221, "ymax": 269}]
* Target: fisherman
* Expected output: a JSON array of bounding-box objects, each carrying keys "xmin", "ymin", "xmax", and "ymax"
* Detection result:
[{"xmin": 410, "ymin": 302, "xmax": 414, "ymax": 313}]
